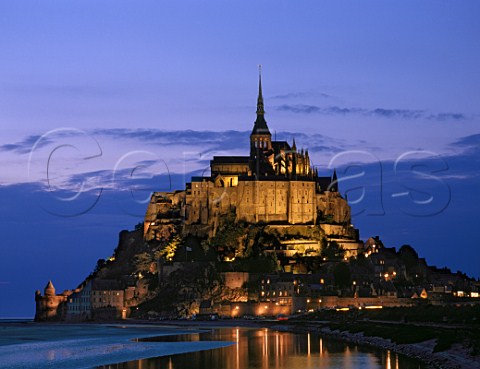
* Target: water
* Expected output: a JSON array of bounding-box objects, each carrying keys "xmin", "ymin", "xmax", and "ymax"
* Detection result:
[
  {"xmin": 0, "ymin": 323, "xmax": 229, "ymax": 368},
  {"xmin": 98, "ymin": 327, "xmax": 425, "ymax": 369},
  {"xmin": 0, "ymin": 323, "xmax": 425, "ymax": 369}
]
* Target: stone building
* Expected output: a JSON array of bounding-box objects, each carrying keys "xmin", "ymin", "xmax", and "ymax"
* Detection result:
[
  {"xmin": 91, "ymin": 280, "xmax": 127, "ymax": 320},
  {"xmin": 34, "ymin": 281, "xmax": 71, "ymax": 321},
  {"xmin": 144, "ymin": 74, "xmax": 354, "ymax": 242},
  {"xmin": 66, "ymin": 280, "xmax": 92, "ymax": 321}
]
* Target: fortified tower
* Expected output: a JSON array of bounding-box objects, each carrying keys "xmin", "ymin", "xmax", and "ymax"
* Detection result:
[{"xmin": 34, "ymin": 280, "xmax": 71, "ymax": 321}]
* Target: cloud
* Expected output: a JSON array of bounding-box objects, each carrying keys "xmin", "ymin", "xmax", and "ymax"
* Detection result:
[
  {"xmin": 0, "ymin": 135, "xmax": 53, "ymax": 154},
  {"xmin": 427, "ymin": 113, "xmax": 466, "ymax": 121},
  {"xmin": 276, "ymin": 104, "xmax": 466, "ymax": 122},
  {"xmin": 91, "ymin": 129, "xmax": 350, "ymax": 161},
  {"xmin": 14, "ymin": 131, "xmax": 338, "ymax": 192},
  {"xmin": 90, "ymin": 129, "xmax": 351, "ymax": 156},
  {"xmin": 92, "ymin": 128, "xmax": 250, "ymax": 150},
  {"xmin": 270, "ymin": 91, "xmax": 331, "ymax": 100},
  {"xmin": 370, "ymin": 108, "xmax": 423, "ymax": 119},
  {"xmin": 450, "ymin": 133, "xmax": 480, "ymax": 148},
  {"xmin": 6, "ymin": 82, "xmax": 134, "ymax": 99}
]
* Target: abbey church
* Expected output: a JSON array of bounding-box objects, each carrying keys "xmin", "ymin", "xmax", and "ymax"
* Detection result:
[{"xmin": 144, "ymin": 73, "xmax": 355, "ymax": 249}]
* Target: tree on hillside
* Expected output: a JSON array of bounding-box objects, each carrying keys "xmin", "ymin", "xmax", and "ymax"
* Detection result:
[
  {"xmin": 94, "ymin": 258, "xmax": 106, "ymax": 273},
  {"xmin": 162, "ymin": 235, "xmax": 181, "ymax": 261},
  {"xmin": 134, "ymin": 235, "xmax": 182, "ymax": 274},
  {"xmin": 207, "ymin": 209, "xmax": 246, "ymax": 259},
  {"xmin": 398, "ymin": 244, "xmax": 419, "ymax": 273},
  {"xmin": 333, "ymin": 262, "xmax": 351, "ymax": 288},
  {"xmin": 320, "ymin": 239, "xmax": 345, "ymax": 260},
  {"xmin": 134, "ymin": 250, "xmax": 162, "ymax": 274}
]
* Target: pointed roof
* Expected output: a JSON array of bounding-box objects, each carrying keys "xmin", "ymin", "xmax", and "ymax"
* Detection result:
[
  {"xmin": 292, "ymin": 137, "xmax": 297, "ymax": 151},
  {"xmin": 44, "ymin": 280, "xmax": 55, "ymax": 295},
  {"xmin": 256, "ymin": 66, "xmax": 264, "ymax": 116},
  {"xmin": 330, "ymin": 169, "xmax": 338, "ymax": 192},
  {"xmin": 252, "ymin": 65, "xmax": 271, "ymax": 136}
]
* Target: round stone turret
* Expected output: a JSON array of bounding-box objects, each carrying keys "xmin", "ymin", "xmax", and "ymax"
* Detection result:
[{"xmin": 44, "ymin": 280, "xmax": 56, "ymax": 296}]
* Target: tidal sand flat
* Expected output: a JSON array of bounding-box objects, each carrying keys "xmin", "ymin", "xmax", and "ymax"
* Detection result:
[{"xmin": 0, "ymin": 323, "xmax": 234, "ymax": 369}]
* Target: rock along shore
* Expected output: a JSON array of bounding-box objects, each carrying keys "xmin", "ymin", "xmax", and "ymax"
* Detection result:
[{"xmin": 270, "ymin": 323, "xmax": 480, "ymax": 369}]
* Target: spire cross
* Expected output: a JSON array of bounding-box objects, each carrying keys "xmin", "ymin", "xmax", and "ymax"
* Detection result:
[{"xmin": 256, "ymin": 65, "xmax": 264, "ymax": 115}]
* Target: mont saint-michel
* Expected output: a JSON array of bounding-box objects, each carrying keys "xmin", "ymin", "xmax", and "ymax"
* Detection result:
[{"xmin": 35, "ymin": 75, "xmax": 480, "ymax": 325}]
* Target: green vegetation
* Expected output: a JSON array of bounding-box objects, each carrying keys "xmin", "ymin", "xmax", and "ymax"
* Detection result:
[
  {"xmin": 217, "ymin": 254, "xmax": 280, "ymax": 273},
  {"xmin": 333, "ymin": 262, "xmax": 351, "ymax": 287},
  {"xmin": 327, "ymin": 321, "xmax": 480, "ymax": 354},
  {"xmin": 297, "ymin": 304, "xmax": 480, "ymax": 355},
  {"xmin": 359, "ymin": 304, "xmax": 480, "ymax": 325},
  {"xmin": 330, "ymin": 321, "xmax": 437, "ymax": 344},
  {"xmin": 320, "ymin": 238, "xmax": 345, "ymax": 260},
  {"xmin": 134, "ymin": 235, "xmax": 182, "ymax": 273}
]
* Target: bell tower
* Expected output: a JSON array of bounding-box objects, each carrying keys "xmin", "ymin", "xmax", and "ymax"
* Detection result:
[{"xmin": 250, "ymin": 65, "xmax": 272, "ymax": 159}]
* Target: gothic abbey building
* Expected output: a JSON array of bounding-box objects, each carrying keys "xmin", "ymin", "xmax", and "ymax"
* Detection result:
[{"xmin": 144, "ymin": 75, "xmax": 360, "ymax": 256}]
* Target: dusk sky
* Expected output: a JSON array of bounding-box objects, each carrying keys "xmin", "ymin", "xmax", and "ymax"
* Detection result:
[{"xmin": 1, "ymin": 1, "xmax": 479, "ymax": 317}]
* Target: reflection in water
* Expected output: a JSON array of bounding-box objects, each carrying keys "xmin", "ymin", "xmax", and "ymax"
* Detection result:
[{"xmin": 98, "ymin": 328, "xmax": 425, "ymax": 369}]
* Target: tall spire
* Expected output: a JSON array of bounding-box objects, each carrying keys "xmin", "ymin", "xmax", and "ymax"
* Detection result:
[
  {"xmin": 251, "ymin": 65, "xmax": 270, "ymax": 136},
  {"xmin": 256, "ymin": 64, "xmax": 265, "ymax": 116}
]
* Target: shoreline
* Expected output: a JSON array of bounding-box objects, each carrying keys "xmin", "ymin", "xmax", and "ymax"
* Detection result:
[
  {"xmin": 0, "ymin": 322, "xmax": 233, "ymax": 368},
  {"xmin": 124, "ymin": 319, "xmax": 480, "ymax": 369},
  {"xmin": 7, "ymin": 319, "xmax": 480, "ymax": 368},
  {"xmin": 271, "ymin": 322, "xmax": 480, "ymax": 369}
]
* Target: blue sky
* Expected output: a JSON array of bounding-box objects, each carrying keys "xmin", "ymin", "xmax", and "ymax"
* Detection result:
[{"xmin": 0, "ymin": 1, "xmax": 479, "ymax": 317}]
